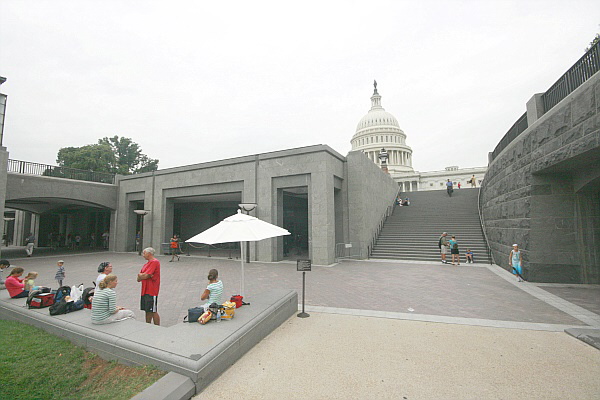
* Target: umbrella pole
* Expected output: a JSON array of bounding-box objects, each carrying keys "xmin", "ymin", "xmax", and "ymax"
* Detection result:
[{"xmin": 240, "ymin": 241, "xmax": 245, "ymax": 297}]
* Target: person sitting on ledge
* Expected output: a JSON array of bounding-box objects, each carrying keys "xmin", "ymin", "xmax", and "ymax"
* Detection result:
[
  {"xmin": 201, "ymin": 268, "xmax": 223, "ymax": 311},
  {"xmin": 95, "ymin": 261, "xmax": 113, "ymax": 287},
  {"xmin": 91, "ymin": 274, "xmax": 135, "ymax": 324},
  {"xmin": 5, "ymin": 267, "xmax": 29, "ymax": 298}
]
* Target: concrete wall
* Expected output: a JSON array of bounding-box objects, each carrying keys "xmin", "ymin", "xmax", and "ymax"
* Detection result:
[
  {"xmin": 0, "ymin": 147, "xmax": 8, "ymax": 257},
  {"xmin": 115, "ymin": 145, "xmax": 347, "ymax": 266},
  {"xmin": 346, "ymin": 150, "xmax": 400, "ymax": 258},
  {"xmin": 481, "ymin": 72, "xmax": 600, "ymax": 283},
  {"xmin": 5, "ymin": 173, "xmax": 117, "ymax": 213}
]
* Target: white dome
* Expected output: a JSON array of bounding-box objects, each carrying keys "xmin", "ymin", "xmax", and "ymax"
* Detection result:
[
  {"xmin": 356, "ymin": 109, "xmax": 400, "ymax": 131},
  {"xmin": 351, "ymin": 82, "xmax": 414, "ymax": 174}
]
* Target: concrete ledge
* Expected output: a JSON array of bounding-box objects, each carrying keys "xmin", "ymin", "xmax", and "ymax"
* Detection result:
[
  {"xmin": 565, "ymin": 328, "xmax": 600, "ymax": 351},
  {"xmin": 0, "ymin": 289, "xmax": 298, "ymax": 398},
  {"xmin": 132, "ymin": 372, "xmax": 195, "ymax": 400}
]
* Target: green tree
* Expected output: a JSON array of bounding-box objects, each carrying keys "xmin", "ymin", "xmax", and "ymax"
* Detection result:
[
  {"xmin": 98, "ymin": 135, "xmax": 159, "ymax": 174},
  {"xmin": 585, "ymin": 31, "xmax": 599, "ymax": 52},
  {"xmin": 56, "ymin": 144, "xmax": 116, "ymax": 173},
  {"xmin": 56, "ymin": 136, "xmax": 158, "ymax": 175}
]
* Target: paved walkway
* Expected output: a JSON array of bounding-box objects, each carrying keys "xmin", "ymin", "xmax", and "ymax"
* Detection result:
[{"xmin": 3, "ymin": 252, "xmax": 599, "ymax": 398}]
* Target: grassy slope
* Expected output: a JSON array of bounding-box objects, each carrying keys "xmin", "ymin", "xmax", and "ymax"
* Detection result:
[{"xmin": 0, "ymin": 319, "xmax": 166, "ymax": 400}]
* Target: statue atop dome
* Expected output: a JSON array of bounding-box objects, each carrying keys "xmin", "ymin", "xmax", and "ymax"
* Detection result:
[{"xmin": 373, "ymin": 80, "xmax": 378, "ymax": 94}]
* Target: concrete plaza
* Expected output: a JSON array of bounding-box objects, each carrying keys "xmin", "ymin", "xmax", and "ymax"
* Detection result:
[{"xmin": 2, "ymin": 251, "xmax": 599, "ymax": 399}]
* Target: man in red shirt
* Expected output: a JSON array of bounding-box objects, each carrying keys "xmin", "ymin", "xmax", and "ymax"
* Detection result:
[{"xmin": 137, "ymin": 247, "xmax": 161, "ymax": 325}]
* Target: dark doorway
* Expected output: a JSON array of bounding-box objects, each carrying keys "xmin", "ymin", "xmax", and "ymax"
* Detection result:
[{"xmin": 282, "ymin": 188, "xmax": 309, "ymax": 261}]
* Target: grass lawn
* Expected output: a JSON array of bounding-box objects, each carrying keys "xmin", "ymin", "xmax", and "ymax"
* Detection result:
[{"xmin": 0, "ymin": 319, "xmax": 167, "ymax": 399}]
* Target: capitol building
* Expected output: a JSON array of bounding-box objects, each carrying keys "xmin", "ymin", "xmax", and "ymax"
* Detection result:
[{"xmin": 351, "ymin": 82, "xmax": 486, "ymax": 191}]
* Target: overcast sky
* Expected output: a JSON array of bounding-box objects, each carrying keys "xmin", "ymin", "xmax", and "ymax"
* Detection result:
[{"xmin": 1, "ymin": 1, "xmax": 598, "ymax": 173}]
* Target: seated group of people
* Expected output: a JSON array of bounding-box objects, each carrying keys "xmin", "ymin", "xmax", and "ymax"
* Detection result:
[
  {"xmin": 1, "ymin": 258, "xmax": 224, "ymax": 326},
  {"xmin": 396, "ymin": 197, "xmax": 410, "ymax": 206}
]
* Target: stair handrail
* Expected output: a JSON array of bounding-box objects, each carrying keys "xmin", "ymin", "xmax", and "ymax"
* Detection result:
[
  {"xmin": 477, "ymin": 180, "xmax": 493, "ymax": 264},
  {"xmin": 368, "ymin": 189, "xmax": 400, "ymax": 257}
]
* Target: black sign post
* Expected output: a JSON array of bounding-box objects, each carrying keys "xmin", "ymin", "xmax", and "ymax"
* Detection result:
[{"xmin": 297, "ymin": 259, "xmax": 311, "ymax": 318}]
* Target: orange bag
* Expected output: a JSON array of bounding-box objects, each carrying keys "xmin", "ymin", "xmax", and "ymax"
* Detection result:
[{"xmin": 199, "ymin": 310, "xmax": 212, "ymax": 324}]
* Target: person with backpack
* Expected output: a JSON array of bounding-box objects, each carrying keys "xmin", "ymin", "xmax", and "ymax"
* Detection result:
[
  {"xmin": 449, "ymin": 235, "xmax": 460, "ymax": 265},
  {"xmin": 91, "ymin": 274, "xmax": 135, "ymax": 324}
]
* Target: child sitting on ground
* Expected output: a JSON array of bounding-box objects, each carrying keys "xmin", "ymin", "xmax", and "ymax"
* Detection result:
[
  {"xmin": 465, "ymin": 249, "xmax": 474, "ymax": 263},
  {"xmin": 23, "ymin": 271, "xmax": 39, "ymax": 291}
]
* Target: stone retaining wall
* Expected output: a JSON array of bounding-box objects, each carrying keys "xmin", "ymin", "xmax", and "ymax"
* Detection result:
[{"xmin": 481, "ymin": 72, "xmax": 600, "ymax": 283}]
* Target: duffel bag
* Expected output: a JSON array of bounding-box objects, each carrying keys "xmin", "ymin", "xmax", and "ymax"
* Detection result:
[{"xmin": 183, "ymin": 306, "xmax": 204, "ymax": 323}]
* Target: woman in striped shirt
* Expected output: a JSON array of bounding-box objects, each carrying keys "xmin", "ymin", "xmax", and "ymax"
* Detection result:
[
  {"xmin": 91, "ymin": 274, "xmax": 135, "ymax": 324},
  {"xmin": 201, "ymin": 269, "xmax": 223, "ymax": 310}
]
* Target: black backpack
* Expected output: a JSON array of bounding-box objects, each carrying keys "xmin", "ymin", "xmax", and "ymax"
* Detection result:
[
  {"xmin": 54, "ymin": 286, "xmax": 71, "ymax": 303},
  {"xmin": 82, "ymin": 287, "xmax": 95, "ymax": 306},
  {"xmin": 49, "ymin": 297, "xmax": 84, "ymax": 316}
]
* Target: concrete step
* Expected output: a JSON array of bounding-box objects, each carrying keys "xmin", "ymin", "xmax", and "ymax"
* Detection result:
[{"xmin": 372, "ymin": 188, "xmax": 491, "ymax": 262}]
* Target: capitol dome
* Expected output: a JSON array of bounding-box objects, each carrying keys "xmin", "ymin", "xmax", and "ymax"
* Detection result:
[{"xmin": 351, "ymin": 81, "xmax": 414, "ymax": 173}]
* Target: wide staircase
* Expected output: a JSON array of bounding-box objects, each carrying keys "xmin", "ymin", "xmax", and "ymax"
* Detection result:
[{"xmin": 370, "ymin": 188, "xmax": 492, "ymax": 263}]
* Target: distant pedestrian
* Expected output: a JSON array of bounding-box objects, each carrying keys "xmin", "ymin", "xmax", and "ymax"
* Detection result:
[
  {"xmin": 446, "ymin": 180, "xmax": 453, "ymax": 197},
  {"xmin": 470, "ymin": 175, "xmax": 477, "ymax": 188},
  {"xmin": 55, "ymin": 260, "xmax": 66, "ymax": 287},
  {"xmin": 449, "ymin": 235, "xmax": 460, "ymax": 265},
  {"xmin": 457, "ymin": 182, "xmax": 461, "ymax": 189},
  {"xmin": 438, "ymin": 232, "xmax": 449, "ymax": 264},
  {"xmin": 465, "ymin": 249, "xmax": 474, "ymax": 263},
  {"xmin": 25, "ymin": 233, "xmax": 35, "ymax": 257},
  {"xmin": 90, "ymin": 233, "xmax": 96, "ymax": 247},
  {"xmin": 102, "ymin": 231, "xmax": 110, "ymax": 249},
  {"xmin": 169, "ymin": 234, "xmax": 180, "ymax": 262},
  {"xmin": 510, "ymin": 244, "xmax": 524, "ymax": 282},
  {"xmin": 138, "ymin": 247, "xmax": 161, "ymax": 325}
]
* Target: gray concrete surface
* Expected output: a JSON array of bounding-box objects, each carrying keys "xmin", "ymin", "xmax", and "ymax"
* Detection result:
[
  {"xmin": 196, "ymin": 313, "xmax": 600, "ymax": 400},
  {"xmin": 1, "ymin": 252, "xmax": 599, "ymax": 399}
]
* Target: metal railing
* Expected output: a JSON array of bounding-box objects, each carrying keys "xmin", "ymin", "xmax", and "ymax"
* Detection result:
[
  {"xmin": 490, "ymin": 112, "xmax": 528, "ymax": 161},
  {"xmin": 542, "ymin": 40, "xmax": 600, "ymax": 112},
  {"xmin": 367, "ymin": 190, "xmax": 400, "ymax": 257},
  {"xmin": 7, "ymin": 159, "xmax": 115, "ymax": 184},
  {"xmin": 477, "ymin": 181, "xmax": 493, "ymax": 265},
  {"xmin": 490, "ymin": 40, "xmax": 600, "ymax": 162},
  {"xmin": 335, "ymin": 242, "xmax": 363, "ymax": 261},
  {"xmin": 181, "ymin": 242, "xmax": 239, "ymax": 259}
]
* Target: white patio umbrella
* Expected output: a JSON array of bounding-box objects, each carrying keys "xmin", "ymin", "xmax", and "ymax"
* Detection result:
[{"xmin": 186, "ymin": 210, "xmax": 290, "ymax": 296}]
